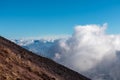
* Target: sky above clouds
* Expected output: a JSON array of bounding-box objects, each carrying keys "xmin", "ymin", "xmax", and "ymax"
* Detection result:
[{"xmin": 0, "ymin": 0, "xmax": 120, "ymax": 38}]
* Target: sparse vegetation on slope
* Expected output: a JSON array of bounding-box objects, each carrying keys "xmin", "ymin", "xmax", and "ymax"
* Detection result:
[{"xmin": 0, "ymin": 36, "xmax": 90, "ymax": 80}]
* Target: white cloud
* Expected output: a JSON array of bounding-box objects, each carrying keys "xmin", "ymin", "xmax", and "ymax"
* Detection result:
[{"xmin": 52, "ymin": 23, "xmax": 120, "ymax": 80}]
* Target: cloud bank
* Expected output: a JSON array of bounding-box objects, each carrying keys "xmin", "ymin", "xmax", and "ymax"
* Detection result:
[
  {"xmin": 15, "ymin": 24, "xmax": 120, "ymax": 80},
  {"xmin": 53, "ymin": 23, "xmax": 120, "ymax": 80}
]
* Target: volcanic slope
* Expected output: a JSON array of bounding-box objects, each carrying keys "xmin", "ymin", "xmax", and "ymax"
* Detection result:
[{"xmin": 0, "ymin": 36, "xmax": 90, "ymax": 80}]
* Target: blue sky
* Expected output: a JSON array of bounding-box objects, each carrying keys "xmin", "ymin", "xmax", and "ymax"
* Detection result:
[{"xmin": 0, "ymin": 0, "xmax": 120, "ymax": 39}]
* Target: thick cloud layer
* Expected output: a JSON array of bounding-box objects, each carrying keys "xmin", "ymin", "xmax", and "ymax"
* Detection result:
[
  {"xmin": 14, "ymin": 24, "xmax": 120, "ymax": 80},
  {"xmin": 53, "ymin": 24, "xmax": 120, "ymax": 80}
]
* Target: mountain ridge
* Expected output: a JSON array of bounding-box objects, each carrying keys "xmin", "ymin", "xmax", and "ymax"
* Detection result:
[{"xmin": 0, "ymin": 36, "xmax": 90, "ymax": 80}]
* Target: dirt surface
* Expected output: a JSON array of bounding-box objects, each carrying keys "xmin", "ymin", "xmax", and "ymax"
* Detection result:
[{"xmin": 0, "ymin": 36, "xmax": 90, "ymax": 80}]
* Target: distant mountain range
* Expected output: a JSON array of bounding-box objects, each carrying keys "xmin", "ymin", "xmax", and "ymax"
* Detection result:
[{"xmin": 13, "ymin": 39, "xmax": 58, "ymax": 58}]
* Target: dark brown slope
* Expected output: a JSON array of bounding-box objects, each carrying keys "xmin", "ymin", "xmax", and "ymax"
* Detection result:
[{"xmin": 0, "ymin": 36, "xmax": 90, "ymax": 80}]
